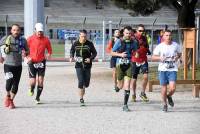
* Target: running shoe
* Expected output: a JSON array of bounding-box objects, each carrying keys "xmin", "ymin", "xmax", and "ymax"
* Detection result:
[
  {"xmin": 167, "ymin": 95, "xmax": 174, "ymax": 107},
  {"xmin": 123, "ymin": 105, "xmax": 130, "ymax": 112},
  {"xmin": 35, "ymin": 98, "xmax": 41, "ymax": 104},
  {"xmin": 140, "ymin": 92, "xmax": 149, "ymax": 102},
  {"xmin": 9, "ymin": 100, "xmax": 15, "ymax": 109},
  {"xmin": 114, "ymin": 86, "xmax": 120, "ymax": 92},
  {"xmin": 162, "ymin": 104, "xmax": 168, "ymax": 112},
  {"xmin": 4, "ymin": 96, "xmax": 11, "ymax": 107},
  {"xmin": 131, "ymin": 94, "xmax": 136, "ymax": 102},
  {"xmin": 28, "ymin": 88, "xmax": 34, "ymax": 96},
  {"xmin": 80, "ymin": 98, "xmax": 85, "ymax": 106}
]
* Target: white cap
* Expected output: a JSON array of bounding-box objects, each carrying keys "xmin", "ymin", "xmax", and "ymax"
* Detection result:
[{"xmin": 35, "ymin": 23, "xmax": 44, "ymax": 32}]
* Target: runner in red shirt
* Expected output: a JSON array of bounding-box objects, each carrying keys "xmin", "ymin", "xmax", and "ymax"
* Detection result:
[
  {"xmin": 131, "ymin": 24, "xmax": 151, "ymax": 102},
  {"xmin": 27, "ymin": 23, "xmax": 52, "ymax": 104}
]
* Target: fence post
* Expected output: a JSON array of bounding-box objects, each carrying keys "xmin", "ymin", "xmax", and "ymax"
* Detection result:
[
  {"xmin": 108, "ymin": 20, "xmax": 112, "ymax": 40},
  {"xmin": 150, "ymin": 18, "xmax": 157, "ymax": 54},
  {"xmin": 5, "ymin": 15, "xmax": 8, "ymax": 36},
  {"xmin": 102, "ymin": 20, "xmax": 105, "ymax": 61},
  {"xmin": 196, "ymin": 16, "xmax": 200, "ymax": 64},
  {"xmin": 45, "ymin": 15, "xmax": 48, "ymax": 37}
]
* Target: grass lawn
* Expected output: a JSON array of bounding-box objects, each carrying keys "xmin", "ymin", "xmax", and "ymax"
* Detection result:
[
  {"xmin": 51, "ymin": 44, "xmax": 65, "ymax": 58},
  {"xmin": 148, "ymin": 65, "xmax": 200, "ymax": 80}
]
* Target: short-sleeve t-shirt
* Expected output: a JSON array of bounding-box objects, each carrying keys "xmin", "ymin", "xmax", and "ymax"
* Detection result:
[
  {"xmin": 153, "ymin": 41, "xmax": 181, "ymax": 71},
  {"xmin": 112, "ymin": 38, "xmax": 138, "ymax": 65}
]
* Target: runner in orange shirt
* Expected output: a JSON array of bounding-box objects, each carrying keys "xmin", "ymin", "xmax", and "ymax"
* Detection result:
[
  {"xmin": 106, "ymin": 29, "xmax": 120, "ymax": 92},
  {"xmin": 27, "ymin": 23, "xmax": 52, "ymax": 104}
]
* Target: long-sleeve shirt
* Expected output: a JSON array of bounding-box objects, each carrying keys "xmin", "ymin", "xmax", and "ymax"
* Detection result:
[
  {"xmin": 70, "ymin": 40, "xmax": 97, "ymax": 68},
  {"xmin": 0, "ymin": 35, "xmax": 29, "ymax": 66},
  {"xmin": 27, "ymin": 34, "xmax": 52, "ymax": 63}
]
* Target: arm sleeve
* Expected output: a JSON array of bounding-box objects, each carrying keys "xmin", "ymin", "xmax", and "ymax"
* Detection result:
[
  {"xmin": 89, "ymin": 42, "xmax": 97, "ymax": 60},
  {"xmin": 70, "ymin": 42, "xmax": 76, "ymax": 58}
]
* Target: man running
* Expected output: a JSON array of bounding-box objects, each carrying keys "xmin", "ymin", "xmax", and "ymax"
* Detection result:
[
  {"xmin": 0, "ymin": 24, "xmax": 29, "ymax": 109},
  {"xmin": 106, "ymin": 29, "xmax": 120, "ymax": 91},
  {"xmin": 152, "ymin": 30, "xmax": 181, "ymax": 112},
  {"xmin": 27, "ymin": 23, "xmax": 52, "ymax": 104},
  {"xmin": 70, "ymin": 29, "xmax": 97, "ymax": 106},
  {"xmin": 131, "ymin": 24, "xmax": 151, "ymax": 102},
  {"xmin": 111, "ymin": 26, "xmax": 138, "ymax": 112}
]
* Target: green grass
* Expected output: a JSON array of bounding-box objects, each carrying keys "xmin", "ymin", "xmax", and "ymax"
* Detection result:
[
  {"xmin": 148, "ymin": 65, "xmax": 200, "ymax": 80},
  {"xmin": 51, "ymin": 44, "xmax": 65, "ymax": 58}
]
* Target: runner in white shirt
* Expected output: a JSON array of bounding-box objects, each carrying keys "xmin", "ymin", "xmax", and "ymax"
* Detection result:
[{"xmin": 152, "ymin": 30, "xmax": 182, "ymax": 112}]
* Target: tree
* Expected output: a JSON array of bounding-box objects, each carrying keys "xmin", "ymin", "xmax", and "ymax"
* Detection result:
[
  {"xmin": 173, "ymin": 0, "xmax": 198, "ymax": 28},
  {"xmin": 112, "ymin": 0, "xmax": 199, "ymax": 18},
  {"xmin": 112, "ymin": 0, "xmax": 172, "ymax": 16}
]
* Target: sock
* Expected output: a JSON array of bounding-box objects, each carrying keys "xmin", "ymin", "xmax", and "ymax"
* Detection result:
[
  {"xmin": 36, "ymin": 86, "xmax": 43, "ymax": 100},
  {"xmin": 141, "ymin": 91, "xmax": 145, "ymax": 95},
  {"xmin": 80, "ymin": 98, "xmax": 84, "ymax": 103},
  {"xmin": 124, "ymin": 90, "xmax": 130, "ymax": 105},
  {"xmin": 31, "ymin": 85, "xmax": 35, "ymax": 92}
]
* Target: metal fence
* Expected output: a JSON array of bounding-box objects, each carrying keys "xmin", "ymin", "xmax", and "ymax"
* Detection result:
[{"xmin": 0, "ymin": 15, "xmax": 199, "ymax": 62}]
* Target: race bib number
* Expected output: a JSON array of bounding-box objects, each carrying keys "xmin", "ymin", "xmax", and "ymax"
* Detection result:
[
  {"xmin": 5, "ymin": 72, "xmax": 13, "ymax": 80},
  {"xmin": 119, "ymin": 58, "xmax": 130, "ymax": 65},
  {"xmin": 164, "ymin": 61, "xmax": 175, "ymax": 69},
  {"xmin": 136, "ymin": 62, "xmax": 145, "ymax": 67},
  {"xmin": 33, "ymin": 62, "xmax": 44, "ymax": 69},
  {"xmin": 75, "ymin": 57, "xmax": 83, "ymax": 63}
]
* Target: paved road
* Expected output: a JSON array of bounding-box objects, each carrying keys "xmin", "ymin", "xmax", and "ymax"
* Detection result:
[{"xmin": 0, "ymin": 62, "xmax": 200, "ymax": 134}]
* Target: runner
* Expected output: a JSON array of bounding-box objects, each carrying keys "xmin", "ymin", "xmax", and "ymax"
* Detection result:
[
  {"xmin": 131, "ymin": 24, "xmax": 151, "ymax": 102},
  {"xmin": 0, "ymin": 24, "xmax": 29, "ymax": 109},
  {"xmin": 27, "ymin": 23, "xmax": 52, "ymax": 104},
  {"xmin": 111, "ymin": 26, "xmax": 138, "ymax": 111},
  {"xmin": 152, "ymin": 30, "xmax": 182, "ymax": 112},
  {"xmin": 70, "ymin": 29, "xmax": 97, "ymax": 106}
]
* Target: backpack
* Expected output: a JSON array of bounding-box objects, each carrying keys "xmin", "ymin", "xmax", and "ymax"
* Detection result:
[{"xmin": 118, "ymin": 39, "xmax": 137, "ymax": 53}]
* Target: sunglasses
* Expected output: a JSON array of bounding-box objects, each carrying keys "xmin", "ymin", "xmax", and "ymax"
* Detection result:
[{"xmin": 138, "ymin": 30, "xmax": 144, "ymax": 32}]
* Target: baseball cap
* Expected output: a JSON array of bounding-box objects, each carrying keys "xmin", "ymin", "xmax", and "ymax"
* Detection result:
[{"xmin": 35, "ymin": 23, "xmax": 44, "ymax": 32}]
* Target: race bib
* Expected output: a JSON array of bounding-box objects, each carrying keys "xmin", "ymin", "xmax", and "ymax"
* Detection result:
[
  {"xmin": 164, "ymin": 61, "xmax": 175, "ymax": 69},
  {"xmin": 5, "ymin": 72, "xmax": 13, "ymax": 80},
  {"xmin": 33, "ymin": 62, "xmax": 44, "ymax": 69},
  {"xmin": 75, "ymin": 57, "xmax": 83, "ymax": 63},
  {"xmin": 136, "ymin": 62, "xmax": 145, "ymax": 67},
  {"xmin": 119, "ymin": 58, "xmax": 130, "ymax": 65}
]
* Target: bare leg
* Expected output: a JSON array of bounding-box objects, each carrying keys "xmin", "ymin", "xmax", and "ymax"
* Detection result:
[
  {"xmin": 161, "ymin": 85, "xmax": 167, "ymax": 105},
  {"xmin": 142, "ymin": 73, "xmax": 148, "ymax": 93}
]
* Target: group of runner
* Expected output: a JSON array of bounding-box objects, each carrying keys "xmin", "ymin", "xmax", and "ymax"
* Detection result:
[
  {"xmin": 0, "ymin": 23, "xmax": 52, "ymax": 109},
  {"xmin": 107, "ymin": 24, "xmax": 181, "ymax": 112},
  {"xmin": 0, "ymin": 23, "xmax": 182, "ymax": 112}
]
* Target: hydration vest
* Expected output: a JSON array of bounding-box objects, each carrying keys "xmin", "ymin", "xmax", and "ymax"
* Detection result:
[{"xmin": 4, "ymin": 35, "xmax": 25, "ymax": 54}]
